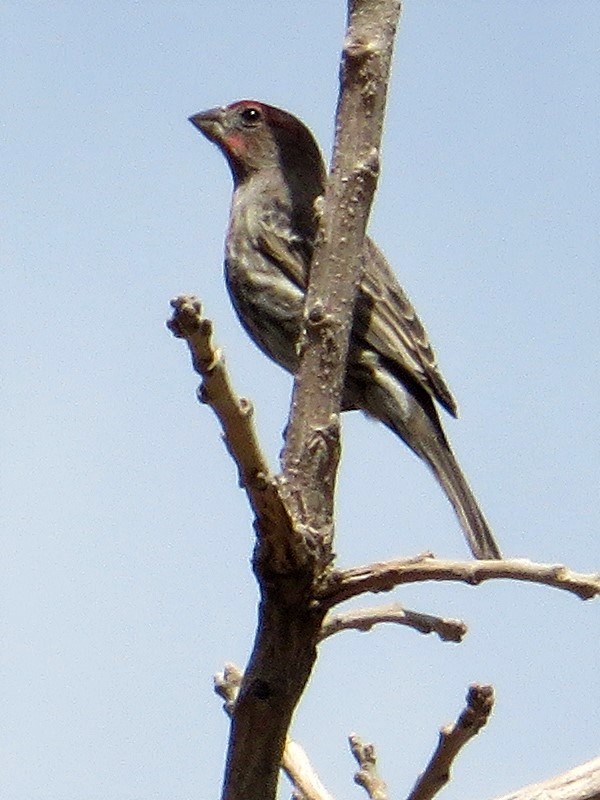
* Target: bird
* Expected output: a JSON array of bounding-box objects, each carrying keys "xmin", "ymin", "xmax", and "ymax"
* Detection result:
[{"xmin": 189, "ymin": 99, "xmax": 502, "ymax": 560}]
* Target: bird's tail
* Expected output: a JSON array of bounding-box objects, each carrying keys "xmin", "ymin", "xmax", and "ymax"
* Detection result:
[
  {"xmin": 350, "ymin": 360, "xmax": 502, "ymax": 559},
  {"xmin": 424, "ymin": 441, "xmax": 502, "ymax": 560},
  {"xmin": 375, "ymin": 387, "xmax": 501, "ymax": 559}
]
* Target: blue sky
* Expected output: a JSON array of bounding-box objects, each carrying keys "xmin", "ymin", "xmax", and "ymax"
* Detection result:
[{"xmin": 3, "ymin": 2, "xmax": 599, "ymax": 798}]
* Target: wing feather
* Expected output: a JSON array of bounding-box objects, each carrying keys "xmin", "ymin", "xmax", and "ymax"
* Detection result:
[
  {"xmin": 251, "ymin": 209, "xmax": 458, "ymax": 418},
  {"xmin": 359, "ymin": 238, "xmax": 458, "ymax": 416}
]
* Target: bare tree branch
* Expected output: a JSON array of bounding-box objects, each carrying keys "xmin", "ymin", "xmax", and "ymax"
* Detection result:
[
  {"xmin": 350, "ymin": 734, "xmax": 389, "ymax": 800},
  {"xmin": 492, "ymin": 756, "xmax": 600, "ymax": 800},
  {"xmin": 167, "ymin": 296, "xmax": 299, "ymax": 571},
  {"xmin": 407, "ymin": 685, "xmax": 494, "ymax": 800},
  {"xmin": 215, "ymin": 665, "xmax": 600, "ymax": 800},
  {"xmin": 214, "ymin": 664, "xmax": 336, "ymax": 800},
  {"xmin": 172, "ymin": 5, "xmax": 598, "ymax": 800},
  {"xmin": 214, "ymin": 662, "xmax": 243, "ymax": 716},
  {"xmin": 283, "ymin": 742, "xmax": 338, "ymax": 800},
  {"xmin": 215, "ymin": 4, "xmax": 403, "ymax": 799},
  {"xmin": 319, "ymin": 602, "xmax": 467, "ymax": 643},
  {"xmin": 280, "ymin": 0, "xmax": 403, "ymax": 551},
  {"xmin": 320, "ymin": 555, "xmax": 600, "ymax": 607}
]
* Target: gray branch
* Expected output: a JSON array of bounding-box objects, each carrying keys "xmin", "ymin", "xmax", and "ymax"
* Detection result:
[
  {"xmin": 216, "ymin": 4, "xmax": 403, "ymax": 800},
  {"xmin": 214, "ymin": 664, "xmax": 336, "ymax": 800},
  {"xmin": 280, "ymin": 0, "xmax": 403, "ymax": 553},
  {"xmin": 167, "ymin": 297, "xmax": 299, "ymax": 573},
  {"xmin": 350, "ymin": 735, "xmax": 389, "ymax": 800},
  {"xmin": 406, "ymin": 685, "xmax": 495, "ymax": 800},
  {"xmin": 320, "ymin": 555, "xmax": 600, "ymax": 607},
  {"xmin": 319, "ymin": 602, "xmax": 467, "ymax": 643},
  {"xmin": 491, "ymin": 756, "xmax": 600, "ymax": 800}
]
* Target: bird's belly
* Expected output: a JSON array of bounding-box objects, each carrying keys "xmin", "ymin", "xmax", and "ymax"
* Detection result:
[{"xmin": 225, "ymin": 254, "xmax": 304, "ymax": 373}]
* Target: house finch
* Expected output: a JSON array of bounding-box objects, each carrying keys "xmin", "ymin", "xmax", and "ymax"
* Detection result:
[{"xmin": 189, "ymin": 100, "xmax": 501, "ymax": 560}]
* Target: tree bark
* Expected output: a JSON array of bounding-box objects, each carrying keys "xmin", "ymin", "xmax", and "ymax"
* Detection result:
[{"xmin": 221, "ymin": 2, "xmax": 403, "ymax": 798}]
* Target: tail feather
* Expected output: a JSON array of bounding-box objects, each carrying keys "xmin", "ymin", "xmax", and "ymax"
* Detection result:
[
  {"xmin": 350, "ymin": 358, "xmax": 502, "ymax": 560},
  {"xmin": 426, "ymin": 443, "xmax": 501, "ymax": 560}
]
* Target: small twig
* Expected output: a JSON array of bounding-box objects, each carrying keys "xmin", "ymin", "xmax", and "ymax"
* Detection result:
[
  {"xmin": 167, "ymin": 296, "xmax": 271, "ymax": 495},
  {"xmin": 168, "ymin": 296, "xmax": 302, "ymax": 571},
  {"xmin": 214, "ymin": 664, "xmax": 336, "ymax": 800},
  {"xmin": 319, "ymin": 555, "xmax": 600, "ymax": 607},
  {"xmin": 349, "ymin": 734, "xmax": 388, "ymax": 800},
  {"xmin": 282, "ymin": 741, "xmax": 337, "ymax": 800},
  {"xmin": 407, "ymin": 684, "xmax": 495, "ymax": 800},
  {"xmin": 319, "ymin": 602, "xmax": 467, "ymax": 643},
  {"xmin": 214, "ymin": 662, "xmax": 243, "ymax": 716}
]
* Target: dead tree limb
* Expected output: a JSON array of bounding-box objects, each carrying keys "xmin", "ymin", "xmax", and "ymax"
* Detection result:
[
  {"xmin": 212, "ymin": 4, "xmax": 403, "ymax": 799},
  {"xmin": 281, "ymin": 1, "xmax": 403, "ymax": 543},
  {"xmin": 319, "ymin": 602, "xmax": 467, "ymax": 643},
  {"xmin": 167, "ymin": 296, "xmax": 296, "ymax": 557},
  {"xmin": 214, "ymin": 664, "xmax": 336, "ymax": 800},
  {"xmin": 350, "ymin": 734, "xmax": 389, "ymax": 800},
  {"xmin": 171, "ymin": 1, "xmax": 597, "ymax": 798},
  {"xmin": 320, "ymin": 555, "xmax": 600, "ymax": 608},
  {"xmin": 407, "ymin": 685, "xmax": 494, "ymax": 800},
  {"xmin": 492, "ymin": 756, "xmax": 600, "ymax": 800}
]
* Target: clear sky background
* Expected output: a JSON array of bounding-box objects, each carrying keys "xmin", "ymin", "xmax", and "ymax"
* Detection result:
[{"xmin": 3, "ymin": 2, "xmax": 599, "ymax": 798}]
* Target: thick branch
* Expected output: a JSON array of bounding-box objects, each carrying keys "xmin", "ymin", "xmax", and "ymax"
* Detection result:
[
  {"xmin": 215, "ymin": 664, "xmax": 336, "ymax": 800},
  {"xmin": 492, "ymin": 756, "xmax": 600, "ymax": 800},
  {"xmin": 320, "ymin": 555, "xmax": 600, "ymax": 607},
  {"xmin": 319, "ymin": 602, "xmax": 467, "ymax": 643},
  {"xmin": 280, "ymin": 0, "xmax": 403, "ymax": 549},
  {"xmin": 219, "ymin": 5, "xmax": 403, "ymax": 800},
  {"xmin": 407, "ymin": 685, "xmax": 494, "ymax": 800}
]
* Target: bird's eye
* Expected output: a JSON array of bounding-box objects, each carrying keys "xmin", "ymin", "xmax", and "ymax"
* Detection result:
[{"xmin": 240, "ymin": 106, "xmax": 262, "ymax": 126}]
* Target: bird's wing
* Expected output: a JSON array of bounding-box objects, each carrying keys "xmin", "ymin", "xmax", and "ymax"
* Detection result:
[
  {"xmin": 256, "ymin": 224, "xmax": 458, "ymax": 417},
  {"xmin": 359, "ymin": 238, "xmax": 459, "ymax": 417},
  {"xmin": 255, "ymin": 219, "xmax": 310, "ymax": 291}
]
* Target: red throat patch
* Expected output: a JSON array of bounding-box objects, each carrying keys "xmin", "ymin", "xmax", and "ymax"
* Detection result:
[{"xmin": 222, "ymin": 131, "xmax": 247, "ymax": 159}]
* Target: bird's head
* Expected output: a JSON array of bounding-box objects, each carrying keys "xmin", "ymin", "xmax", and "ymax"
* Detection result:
[{"xmin": 189, "ymin": 100, "xmax": 326, "ymax": 195}]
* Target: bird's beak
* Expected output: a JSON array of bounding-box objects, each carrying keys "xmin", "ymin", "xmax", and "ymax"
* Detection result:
[{"xmin": 189, "ymin": 107, "xmax": 225, "ymax": 143}]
